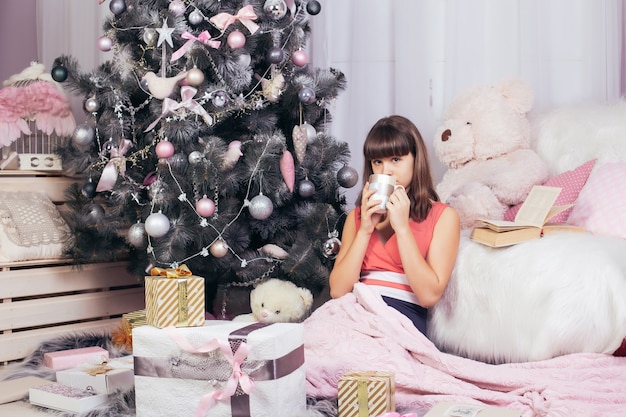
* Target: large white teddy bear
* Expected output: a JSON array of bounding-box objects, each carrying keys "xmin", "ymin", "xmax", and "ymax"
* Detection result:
[{"xmin": 434, "ymin": 79, "xmax": 549, "ymax": 228}]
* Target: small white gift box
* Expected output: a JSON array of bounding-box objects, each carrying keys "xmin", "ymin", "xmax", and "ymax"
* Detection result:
[
  {"xmin": 55, "ymin": 355, "xmax": 135, "ymax": 394},
  {"xmin": 29, "ymin": 383, "xmax": 108, "ymax": 414},
  {"xmin": 133, "ymin": 320, "xmax": 305, "ymax": 417}
]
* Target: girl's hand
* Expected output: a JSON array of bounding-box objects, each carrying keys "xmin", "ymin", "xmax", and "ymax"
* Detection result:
[
  {"xmin": 386, "ymin": 185, "xmax": 410, "ymax": 231},
  {"xmin": 360, "ymin": 182, "xmax": 383, "ymax": 233}
]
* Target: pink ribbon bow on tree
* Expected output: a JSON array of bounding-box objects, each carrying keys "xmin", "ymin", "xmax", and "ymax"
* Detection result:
[
  {"xmin": 210, "ymin": 5, "xmax": 259, "ymax": 34},
  {"xmin": 170, "ymin": 31, "xmax": 221, "ymax": 62},
  {"xmin": 96, "ymin": 138, "xmax": 133, "ymax": 192},
  {"xmin": 144, "ymin": 86, "xmax": 213, "ymax": 132}
]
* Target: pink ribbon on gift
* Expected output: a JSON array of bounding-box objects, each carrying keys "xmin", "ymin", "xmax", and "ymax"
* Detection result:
[
  {"xmin": 210, "ymin": 5, "xmax": 259, "ymax": 34},
  {"xmin": 170, "ymin": 31, "xmax": 221, "ymax": 62},
  {"xmin": 144, "ymin": 86, "xmax": 212, "ymax": 132},
  {"xmin": 376, "ymin": 413, "xmax": 418, "ymax": 417},
  {"xmin": 96, "ymin": 138, "xmax": 133, "ymax": 192},
  {"xmin": 163, "ymin": 326, "xmax": 254, "ymax": 417}
]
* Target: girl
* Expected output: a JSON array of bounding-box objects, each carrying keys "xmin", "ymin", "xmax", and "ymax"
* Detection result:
[{"xmin": 329, "ymin": 115, "xmax": 460, "ymax": 335}]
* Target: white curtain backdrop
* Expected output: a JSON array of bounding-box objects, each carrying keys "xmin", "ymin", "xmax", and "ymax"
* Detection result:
[
  {"xmin": 37, "ymin": 0, "xmax": 625, "ymax": 207},
  {"xmin": 310, "ymin": 0, "xmax": 624, "ymax": 206}
]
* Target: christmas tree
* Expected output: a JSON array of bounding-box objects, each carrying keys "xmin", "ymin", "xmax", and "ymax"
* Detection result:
[{"xmin": 51, "ymin": 0, "xmax": 358, "ymax": 314}]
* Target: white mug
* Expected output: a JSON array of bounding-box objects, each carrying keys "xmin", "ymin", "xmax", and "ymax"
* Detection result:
[{"xmin": 368, "ymin": 174, "xmax": 404, "ymax": 213}]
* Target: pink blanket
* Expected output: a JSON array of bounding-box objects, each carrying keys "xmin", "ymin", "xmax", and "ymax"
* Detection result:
[{"xmin": 304, "ymin": 283, "xmax": 626, "ymax": 417}]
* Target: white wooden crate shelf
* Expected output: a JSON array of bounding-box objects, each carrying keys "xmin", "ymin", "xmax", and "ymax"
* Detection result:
[{"xmin": 0, "ymin": 172, "xmax": 145, "ymax": 365}]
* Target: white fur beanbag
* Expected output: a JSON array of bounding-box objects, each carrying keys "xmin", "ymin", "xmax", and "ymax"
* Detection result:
[{"xmin": 428, "ymin": 231, "xmax": 626, "ymax": 364}]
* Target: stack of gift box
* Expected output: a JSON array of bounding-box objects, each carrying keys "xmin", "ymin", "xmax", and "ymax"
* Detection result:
[
  {"xmin": 24, "ymin": 346, "xmax": 135, "ymax": 413},
  {"xmin": 133, "ymin": 264, "xmax": 306, "ymax": 417},
  {"xmin": 24, "ymin": 264, "xmax": 307, "ymax": 417}
]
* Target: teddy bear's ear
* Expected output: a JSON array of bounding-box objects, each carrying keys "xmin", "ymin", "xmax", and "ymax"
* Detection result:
[{"xmin": 494, "ymin": 79, "xmax": 534, "ymax": 114}]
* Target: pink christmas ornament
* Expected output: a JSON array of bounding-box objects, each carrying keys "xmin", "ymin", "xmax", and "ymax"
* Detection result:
[
  {"xmin": 292, "ymin": 124, "xmax": 307, "ymax": 163},
  {"xmin": 227, "ymin": 30, "xmax": 246, "ymax": 49},
  {"xmin": 97, "ymin": 35, "xmax": 113, "ymax": 52},
  {"xmin": 280, "ymin": 150, "xmax": 295, "ymax": 192},
  {"xmin": 196, "ymin": 196, "xmax": 216, "ymax": 217},
  {"xmin": 185, "ymin": 68, "xmax": 205, "ymax": 86},
  {"xmin": 210, "ymin": 239, "xmax": 229, "ymax": 257},
  {"xmin": 291, "ymin": 49, "xmax": 308, "ymax": 67},
  {"xmin": 155, "ymin": 140, "xmax": 175, "ymax": 158}
]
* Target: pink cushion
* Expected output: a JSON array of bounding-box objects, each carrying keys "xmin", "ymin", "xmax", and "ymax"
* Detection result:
[
  {"xmin": 504, "ymin": 159, "xmax": 596, "ymax": 223},
  {"xmin": 567, "ymin": 162, "xmax": 626, "ymax": 239}
]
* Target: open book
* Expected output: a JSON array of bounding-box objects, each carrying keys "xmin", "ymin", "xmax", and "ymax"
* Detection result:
[{"xmin": 471, "ymin": 185, "xmax": 584, "ymax": 247}]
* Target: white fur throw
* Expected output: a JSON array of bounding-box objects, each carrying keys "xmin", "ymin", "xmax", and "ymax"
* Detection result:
[{"xmin": 428, "ymin": 231, "xmax": 626, "ymax": 364}]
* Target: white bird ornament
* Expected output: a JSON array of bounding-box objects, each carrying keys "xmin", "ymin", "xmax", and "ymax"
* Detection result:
[{"xmin": 142, "ymin": 71, "xmax": 188, "ymax": 100}]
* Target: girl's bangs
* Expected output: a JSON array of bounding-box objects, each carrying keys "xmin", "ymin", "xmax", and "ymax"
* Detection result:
[{"xmin": 363, "ymin": 129, "xmax": 413, "ymax": 160}]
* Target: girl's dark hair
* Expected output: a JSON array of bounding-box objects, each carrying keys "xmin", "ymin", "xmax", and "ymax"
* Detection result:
[{"xmin": 357, "ymin": 115, "xmax": 439, "ymax": 222}]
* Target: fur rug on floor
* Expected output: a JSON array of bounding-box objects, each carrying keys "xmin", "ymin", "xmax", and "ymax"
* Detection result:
[{"xmin": 0, "ymin": 332, "xmax": 337, "ymax": 417}]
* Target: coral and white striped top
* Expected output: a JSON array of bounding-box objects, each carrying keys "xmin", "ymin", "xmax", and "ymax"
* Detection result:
[{"xmin": 355, "ymin": 201, "xmax": 448, "ymax": 306}]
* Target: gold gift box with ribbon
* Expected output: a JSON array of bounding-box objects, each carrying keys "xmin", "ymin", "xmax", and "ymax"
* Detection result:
[
  {"xmin": 338, "ymin": 371, "xmax": 395, "ymax": 417},
  {"xmin": 122, "ymin": 309, "xmax": 147, "ymax": 337},
  {"xmin": 145, "ymin": 264, "xmax": 205, "ymax": 328}
]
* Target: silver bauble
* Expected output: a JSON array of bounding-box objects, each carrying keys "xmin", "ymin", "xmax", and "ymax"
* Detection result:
[
  {"xmin": 211, "ymin": 90, "xmax": 229, "ymax": 107},
  {"xmin": 143, "ymin": 28, "xmax": 157, "ymax": 46},
  {"xmin": 72, "ymin": 123, "xmax": 95, "ymax": 147},
  {"xmin": 263, "ymin": 0, "xmax": 288, "ymax": 19},
  {"xmin": 109, "ymin": 0, "xmax": 126, "ymax": 16},
  {"xmin": 127, "ymin": 222, "xmax": 147, "ymax": 248},
  {"xmin": 248, "ymin": 194, "xmax": 273, "ymax": 220},
  {"xmin": 238, "ymin": 53, "xmax": 252, "ymax": 67},
  {"xmin": 145, "ymin": 212, "xmax": 170, "ymax": 238},
  {"xmin": 303, "ymin": 122, "xmax": 317, "ymax": 143},
  {"xmin": 298, "ymin": 179, "xmax": 316, "ymax": 198},
  {"xmin": 188, "ymin": 9, "xmax": 204, "ymax": 25},
  {"xmin": 84, "ymin": 97, "xmax": 101, "ymax": 113},
  {"xmin": 188, "ymin": 151, "xmax": 203, "ymax": 164},
  {"xmin": 323, "ymin": 237, "xmax": 341, "ymax": 259},
  {"xmin": 337, "ymin": 165, "xmax": 359, "ymax": 188}
]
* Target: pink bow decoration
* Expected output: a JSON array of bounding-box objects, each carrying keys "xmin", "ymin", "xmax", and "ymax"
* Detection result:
[
  {"xmin": 376, "ymin": 413, "xmax": 418, "ymax": 417},
  {"xmin": 170, "ymin": 31, "xmax": 221, "ymax": 62},
  {"xmin": 163, "ymin": 327, "xmax": 254, "ymax": 417},
  {"xmin": 96, "ymin": 138, "xmax": 133, "ymax": 192},
  {"xmin": 210, "ymin": 5, "xmax": 259, "ymax": 35},
  {"xmin": 144, "ymin": 86, "xmax": 213, "ymax": 132}
]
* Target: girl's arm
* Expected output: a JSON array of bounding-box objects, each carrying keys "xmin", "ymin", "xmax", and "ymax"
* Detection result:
[
  {"xmin": 329, "ymin": 184, "xmax": 382, "ymax": 298},
  {"xmin": 394, "ymin": 206, "xmax": 460, "ymax": 307}
]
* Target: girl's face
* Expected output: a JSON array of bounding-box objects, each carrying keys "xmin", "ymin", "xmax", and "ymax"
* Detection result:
[{"xmin": 370, "ymin": 153, "xmax": 415, "ymax": 188}]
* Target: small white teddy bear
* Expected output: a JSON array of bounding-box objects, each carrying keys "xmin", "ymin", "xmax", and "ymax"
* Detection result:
[
  {"xmin": 433, "ymin": 79, "xmax": 549, "ymax": 229},
  {"xmin": 232, "ymin": 278, "xmax": 314, "ymax": 323}
]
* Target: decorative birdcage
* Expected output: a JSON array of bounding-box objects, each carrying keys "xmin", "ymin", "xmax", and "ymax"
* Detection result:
[{"xmin": 0, "ymin": 62, "xmax": 75, "ymax": 171}]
